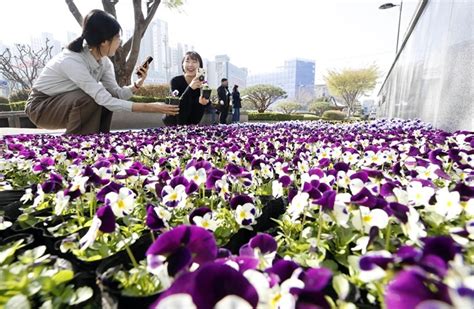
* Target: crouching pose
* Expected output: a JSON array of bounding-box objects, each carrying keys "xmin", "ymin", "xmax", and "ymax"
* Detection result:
[{"xmin": 26, "ymin": 9, "xmax": 178, "ymax": 134}]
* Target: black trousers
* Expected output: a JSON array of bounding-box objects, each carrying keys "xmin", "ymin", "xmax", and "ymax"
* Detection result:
[{"xmin": 219, "ymin": 106, "xmax": 228, "ymax": 124}]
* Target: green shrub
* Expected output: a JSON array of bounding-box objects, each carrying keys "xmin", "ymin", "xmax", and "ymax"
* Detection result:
[
  {"xmin": 308, "ymin": 101, "xmax": 338, "ymax": 116},
  {"xmin": 248, "ymin": 112, "xmax": 320, "ymax": 121},
  {"xmin": 9, "ymin": 89, "xmax": 31, "ymax": 102},
  {"xmin": 9, "ymin": 101, "xmax": 26, "ymax": 111},
  {"xmin": 322, "ymin": 110, "xmax": 347, "ymax": 120},
  {"xmin": 130, "ymin": 96, "xmax": 165, "ymax": 103},
  {"xmin": 0, "ymin": 96, "xmax": 9, "ymax": 104},
  {"xmin": 136, "ymin": 84, "xmax": 170, "ymax": 98},
  {"xmin": 0, "ymin": 103, "xmax": 11, "ymax": 112}
]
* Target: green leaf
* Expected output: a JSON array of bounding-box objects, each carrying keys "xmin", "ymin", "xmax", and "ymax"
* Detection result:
[
  {"xmin": 5, "ymin": 294, "xmax": 31, "ymax": 309},
  {"xmin": 69, "ymin": 286, "xmax": 93, "ymax": 305},
  {"xmin": 51, "ymin": 270, "xmax": 74, "ymax": 286}
]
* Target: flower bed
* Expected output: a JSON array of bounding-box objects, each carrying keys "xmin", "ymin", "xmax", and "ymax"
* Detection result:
[{"xmin": 0, "ymin": 119, "xmax": 473, "ymax": 308}]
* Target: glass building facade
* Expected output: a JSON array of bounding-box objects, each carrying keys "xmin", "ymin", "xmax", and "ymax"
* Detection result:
[
  {"xmin": 248, "ymin": 59, "xmax": 315, "ymax": 101},
  {"xmin": 378, "ymin": 0, "xmax": 473, "ymax": 132}
]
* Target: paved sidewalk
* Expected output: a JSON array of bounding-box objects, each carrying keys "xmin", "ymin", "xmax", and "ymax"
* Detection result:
[{"xmin": 0, "ymin": 128, "xmax": 64, "ymax": 136}]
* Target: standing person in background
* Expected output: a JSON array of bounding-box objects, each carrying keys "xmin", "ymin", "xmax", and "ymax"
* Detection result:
[
  {"xmin": 217, "ymin": 78, "xmax": 231, "ymax": 124},
  {"xmin": 25, "ymin": 9, "xmax": 178, "ymax": 135},
  {"xmin": 164, "ymin": 51, "xmax": 209, "ymax": 126},
  {"xmin": 231, "ymin": 85, "xmax": 241, "ymax": 123}
]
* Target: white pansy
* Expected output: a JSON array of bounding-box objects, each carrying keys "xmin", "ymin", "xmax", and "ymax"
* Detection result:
[
  {"xmin": 93, "ymin": 167, "xmax": 112, "ymax": 182},
  {"xmin": 332, "ymin": 193, "xmax": 351, "ymax": 227},
  {"xmin": 351, "ymin": 206, "xmax": 389, "ymax": 233},
  {"xmin": 106, "ymin": 187, "xmax": 136, "ymax": 217},
  {"xmin": 415, "ymin": 164, "xmax": 439, "ymax": 180},
  {"xmin": 162, "ymin": 184, "xmax": 187, "ymax": 209},
  {"xmin": 79, "ymin": 216, "xmax": 102, "ymax": 250},
  {"xmin": 260, "ymin": 163, "xmax": 274, "ymax": 179},
  {"xmin": 406, "ymin": 181, "xmax": 434, "ymax": 207},
  {"xmin": 297, "ymin": 160, "xmax": 309, "ymax": 174},
  {"xmin": 402, "ymin": 207, "xmax": 427, "ymax": 244},
  {"xmin": 20, "ymin": 188, "xmax": 34, "ymax": 204},
  {"xmin": 0, "ymin": 216, "xmax": 12, "ymax": 230},
  {"xmin": 342, "ymin": 152, "xmax": 360, "ymax": 165},
  {"xmin": 287, "ymin": 192, "xmax": 310, "ymax": 221},
  {"xmin": 272, "ymin": 180, "xmax": 283, "ymax": 198},
  {"xmin": 227, "ymin": 151, "xmax": 242, "ymax": 165},
  {"xmin": 193, "ymin": 212, "xmax": 218, "ymax": 231},
  {"xmin": 32, "ymin": 184, "xmax": 45, "ymax": 208},
  {"xmin": 67, "ymin": 165, "xmax": 82, "ymax": 179},
  {"xmin": 183, "ymin": 166, "xmax": 207, "ymax": 186},
  {"xmin": 69, "ymin": 176, "xmax": 89, "ymax": 193},
  {"xmin": 243, "ymin": 269, "xmax": 271, "ymax": 305},
  {"xmin": 54, "ymin": 191, "xmax": 70, "ymax": 216},
  {"xmin": 431, "ymin": 187, "xmax": 462, "ymax": 220},
  {"xmin": 337, "ymin": 170, "xmax": 354, "ymax": 189},
  {"xmin": 352, "ymin": 236, "xmax": 370, "ymax": 254},
  {"xmin": 235, "ymin": 203, "xmax": 256, "ymax": 226},
  {"xmin": 393, "ymin": 187, "xmax": 409, "ymax": 205},
  {"xmin": 273, "ymin": 161, "xmax": 289, "ymax": 177},
  {"xmin": 364, "ymin": 151, "xmax": 385, "ymax": 166},
  {"xmin": 349, "ymin": 178, "xmax": 365, "ymax": 195},
  {"xmin": 155, "ymin": 206, "xmax": 172, "ymax": 223}
]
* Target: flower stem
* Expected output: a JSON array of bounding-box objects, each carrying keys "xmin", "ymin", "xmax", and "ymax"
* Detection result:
[
  {"xmin": 316, "ymin": 208, "xmax": 324, "ymax": 247},
  {"xmin": 300, "ymin": 212, "xmax": 307, "ymax": 240},
  {"xmin": 385, "ymin": 221, "xmax": 392, "ymax": 251},
  {"xmin": 150, "ymin": 230, "xmax": 156, "ymax": 243},
  {"xmin": 124, "ymin": 241, "xmax": 138, "ymax": 268}
]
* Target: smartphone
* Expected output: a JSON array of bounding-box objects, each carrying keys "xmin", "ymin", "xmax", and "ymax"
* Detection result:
[{"xmin": 136, "ymin": 56, "xmax": 154, "ymax": 76}]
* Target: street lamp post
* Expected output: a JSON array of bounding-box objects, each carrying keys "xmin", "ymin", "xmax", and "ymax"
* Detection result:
[{"xmin": 379, "ymin": 1, "xmax": 403, "ymax": 54}]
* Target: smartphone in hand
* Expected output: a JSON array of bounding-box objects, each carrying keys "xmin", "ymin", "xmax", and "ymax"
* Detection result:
[{"xmin": 136, "ymin": 56, "xmax": 154, "ymax": 76}]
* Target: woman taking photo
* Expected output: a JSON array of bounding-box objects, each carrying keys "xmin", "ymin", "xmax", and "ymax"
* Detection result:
[
  {"xmin": 163, "ymin": 51, "xmax": 210, "ymax": 126},
  {"xmin": 25, "ymin": 9, "xmax": 179, "ymax": 135}
]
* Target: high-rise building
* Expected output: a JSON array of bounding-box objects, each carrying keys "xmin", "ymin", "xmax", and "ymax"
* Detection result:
[
  {"xmin": 248, "ymin": 59, "xmax": 315, "ymax": 102},
  {"xmin": 136, "ymin": 19, "xmax": 194, "ymax": 84},
  {"xmin": 31, "ymin": 33, "xmax": 62, "ymax": 56},
  {"xmin": 206, "ymin": 55, "xmax": 248, "ymax": 89},
  {"xmin": 314, "ymin": 84, "xmax": 330, "ymax": 99}
]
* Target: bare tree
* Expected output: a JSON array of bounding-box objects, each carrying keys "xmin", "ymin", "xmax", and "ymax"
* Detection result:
[
  {"xmin": 65, "ymin": 0, "xmax": 183, "ymax": 86},
  {"xmin": 0, "ymin": 39, "xmax": 53, "ymax": 90}
]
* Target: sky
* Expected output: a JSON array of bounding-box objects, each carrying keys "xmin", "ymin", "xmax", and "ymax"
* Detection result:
[{"xmin": 0, "ymin": 0, "xmax": 421, "ymax": 97}]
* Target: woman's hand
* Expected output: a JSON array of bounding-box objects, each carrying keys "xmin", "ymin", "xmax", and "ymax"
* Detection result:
[
  {"xmin": 132, "ymin": 102, "xmax": 179, "ymax": 115},
  {"xmin": 199, "ymin": 96, "xmax": 209, "ymax": 105},
  {"xmin": 189, "ymin": 75, "xmax": 203, "ymax": 90},
  {"xmin": 135, "ymin": 66, "xmax": 149, "ymax": 88}
]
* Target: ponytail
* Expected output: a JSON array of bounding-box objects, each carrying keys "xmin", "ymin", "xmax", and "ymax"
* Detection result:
[{"xmin": 67, "ymin": 36, "xmax": 85, "ymax": 52}]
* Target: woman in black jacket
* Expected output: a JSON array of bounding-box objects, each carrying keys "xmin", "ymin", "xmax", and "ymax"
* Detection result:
[
  {"xmin": 232, "ymin": 85, "xmax": 242, "ymax": 123},
  {"xmin": 163, "ymin": 51, "xmax": 209, "ymax": 126}
]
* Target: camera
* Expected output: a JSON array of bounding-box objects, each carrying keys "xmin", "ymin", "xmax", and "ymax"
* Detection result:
[{"xmin": 197, "ymin": 68, "xmax": 206, "ymax": 82}]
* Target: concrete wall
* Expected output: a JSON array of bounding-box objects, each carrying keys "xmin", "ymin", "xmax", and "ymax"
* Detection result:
[
  {"xmin": 378, "ymin": 0, "xmax": 473, "ymax": 132},
  {"xmin": 111, "ymin": 110, "xmax": 248, "ymax": 130}
]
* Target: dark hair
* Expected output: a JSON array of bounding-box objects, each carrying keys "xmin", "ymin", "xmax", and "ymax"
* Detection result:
[
  {"xmin": 233, "ymin": 85, "xmax": 239, "ymax": 92},
  {"xmin": 68, "ymin": 9, "xmax": 122, "ymax": 52},
  {"xmin": 181, "ymin": 51, "xmax": 203, "ymax": 72},
  {"xmin": 221, "ymin": 78, "xmax": 228, "ymax": 82}
]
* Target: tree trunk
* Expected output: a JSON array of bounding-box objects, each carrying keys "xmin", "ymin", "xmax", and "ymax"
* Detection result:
[{"xmin": 65, "ymin": 0, "xmax": 162, "ymax": 86}]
